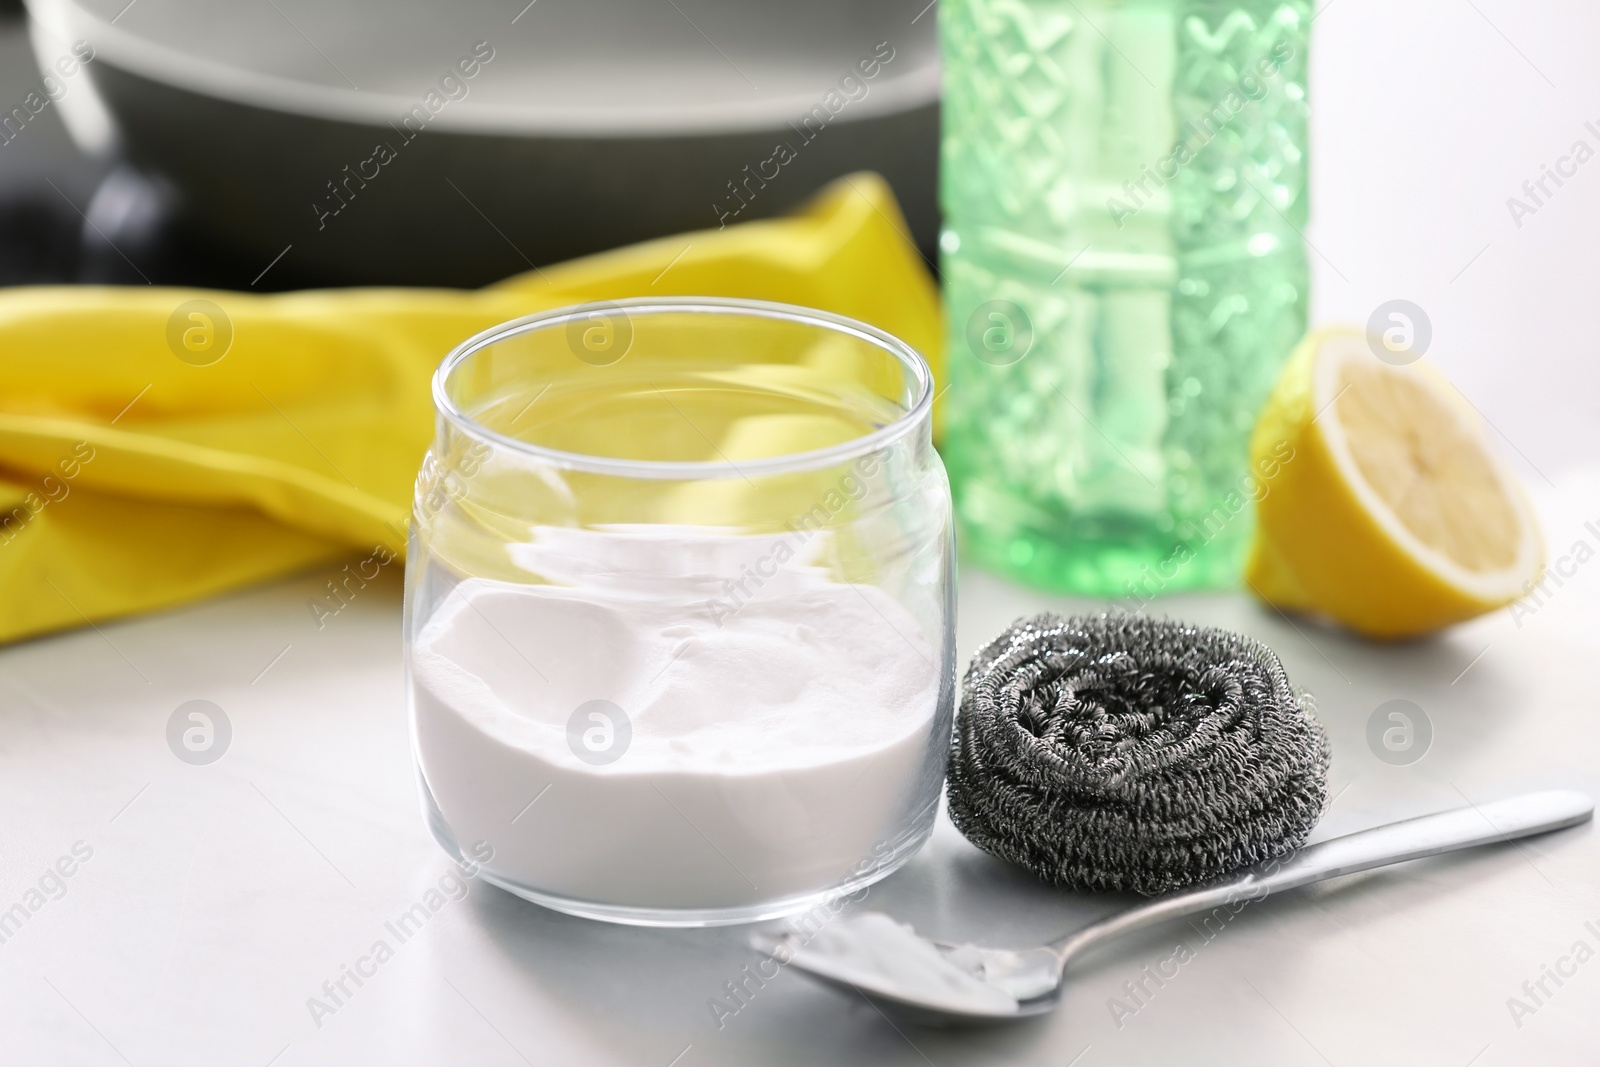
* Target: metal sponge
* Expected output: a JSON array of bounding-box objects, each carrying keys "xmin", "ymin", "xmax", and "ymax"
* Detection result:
[{"xmin": 947, "ymin": 614, "xmax": 1331, "ymax": 896}]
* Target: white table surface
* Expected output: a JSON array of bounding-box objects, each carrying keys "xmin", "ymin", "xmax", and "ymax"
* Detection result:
[{"xmin": 4, "ymin": 466, "xmax": 1598, "ymax": 1067}]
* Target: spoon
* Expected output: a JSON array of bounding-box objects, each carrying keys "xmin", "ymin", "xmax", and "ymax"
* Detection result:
[{"xmin": 757, "ymin": 789, "xmax": 1593, "ymax": 1026}]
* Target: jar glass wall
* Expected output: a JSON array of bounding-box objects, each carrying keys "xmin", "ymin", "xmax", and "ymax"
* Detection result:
[{"xmin": 405, "ymin": 298, "xmax": 955, "ymax": 927}]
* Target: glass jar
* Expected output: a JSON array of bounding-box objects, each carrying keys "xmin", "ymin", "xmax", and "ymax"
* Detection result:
[{"xmin": 405, "ymin": 298, "xmax": 955, "ymax": 927}]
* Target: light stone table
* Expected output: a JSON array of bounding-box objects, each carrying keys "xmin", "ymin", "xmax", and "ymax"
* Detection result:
[{"xmin": 3, "ymin": 469, "xmax": 1598, "ymax": 1067}]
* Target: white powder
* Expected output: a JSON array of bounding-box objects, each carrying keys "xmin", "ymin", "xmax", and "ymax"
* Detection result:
[
  {"xmin": 410, "ymin": 526, "xmax": 942, "ymax": 912},
  {"xmin": 790, "ymin": 912, "xmax": 1021, "ymax": 1015}
]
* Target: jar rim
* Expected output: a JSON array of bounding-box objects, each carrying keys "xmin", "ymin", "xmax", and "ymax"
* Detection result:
[{"xmin": 432, "ymin": 297, "xmax": 934, "ymax": 480}]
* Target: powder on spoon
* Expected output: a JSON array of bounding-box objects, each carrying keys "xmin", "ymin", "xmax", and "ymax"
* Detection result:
[{"xmin": 787, "ymin": 912, "xmax": 1021, "ymax": 1014}]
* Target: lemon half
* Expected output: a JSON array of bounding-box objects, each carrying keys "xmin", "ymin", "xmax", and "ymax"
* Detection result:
[{"xmin": 1246, "ymin": 328, "xmax": 1544, "ymax": 638}]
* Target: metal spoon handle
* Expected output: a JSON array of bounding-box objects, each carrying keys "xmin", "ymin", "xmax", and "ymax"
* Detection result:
[{"xmin": 1052, "ymin": 789, "xmax": 1593, "ymax": 965}]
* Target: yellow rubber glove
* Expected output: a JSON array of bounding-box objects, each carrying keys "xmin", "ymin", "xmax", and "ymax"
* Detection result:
[{"xmin": 0, "ymin": 173, "xmax": 941, "ymax": 643}]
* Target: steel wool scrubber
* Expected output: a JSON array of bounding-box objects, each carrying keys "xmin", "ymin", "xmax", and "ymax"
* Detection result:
[{"xmin": 948, "ymin": 614, "xmax": 1331, "ymax": 896}]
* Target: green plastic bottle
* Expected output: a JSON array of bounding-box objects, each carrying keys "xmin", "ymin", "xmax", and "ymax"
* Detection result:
[{"xmin": 940, "ymin": 0, "xmax": 1311, "ymax": 600}]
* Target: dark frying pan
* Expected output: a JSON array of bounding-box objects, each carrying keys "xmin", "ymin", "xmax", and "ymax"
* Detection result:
[{"xmin": 24, "ymin": 0, "xmax": 939, "ymax": 287}]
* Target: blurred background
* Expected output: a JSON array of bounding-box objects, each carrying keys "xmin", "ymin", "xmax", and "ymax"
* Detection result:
[{"xmin": 2, "ymin": 0, "xmax": 1593, "ymax": 477}]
